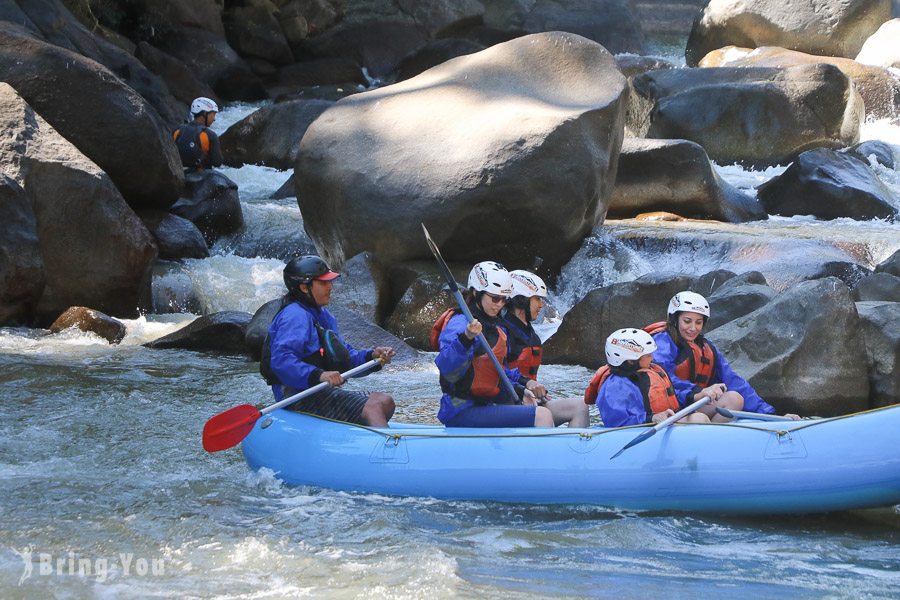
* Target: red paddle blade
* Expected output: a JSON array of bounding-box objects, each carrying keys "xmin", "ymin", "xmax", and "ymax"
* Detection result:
[{"xmin": 202, "ymin": 404, "xmax": 263, "ymax": 452}]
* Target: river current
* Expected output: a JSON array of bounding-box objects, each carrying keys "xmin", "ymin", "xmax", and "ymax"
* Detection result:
[{"xmin": 3, "ymin": 93, "xmax": 900, "ymax": 597}]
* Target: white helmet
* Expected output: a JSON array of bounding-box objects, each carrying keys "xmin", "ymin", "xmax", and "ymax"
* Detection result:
[
  {"xmin": 667, "ymin": 291, "xmax": 710, "ymax": 318},
  {"xmin": 191, "ymin": 97, "xmax": 219, "ymax": 115},
  {"xmin": 509, "ymin": 270, "xmax": 548, "ymax": 298},
  {"xmin": 605, "ymin": 328, "xmax": 657, "ymax": 366},
  {"xmin": 468, "ymin": 261, "xmax": 513, "ymax": 296}
]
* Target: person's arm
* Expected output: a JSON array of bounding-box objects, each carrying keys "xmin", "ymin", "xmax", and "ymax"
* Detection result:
[
  {"xmin": 206, "ymin": 129, "xmax": 224, "ymax": 167},
  {"xmin": 435, "ymin": 314, "xmax": 476, "ymax": 383},
  {"xmin": 595, "ymin": 376, "xmax": 649, "ymax": 428},
  {"xmin": 711, "ymin": 342, "xmax": 776, "ymax": 414}
]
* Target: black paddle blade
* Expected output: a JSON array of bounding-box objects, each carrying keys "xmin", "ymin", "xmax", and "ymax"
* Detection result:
[{"xmin": 421, "ymin": 223, "xmax": 459, "ymax": 293}]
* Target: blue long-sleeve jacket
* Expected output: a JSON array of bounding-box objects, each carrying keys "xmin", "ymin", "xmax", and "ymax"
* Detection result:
[
  {"xmin": 651, "ymin": 332, "xmax": 775, "ymax": 414},
  {"xmin": 267, "ymin": 302, "xmax": 372, "ymax": 401},
  {"xmin": 435, "ymin": 312, "xmax": 523, "ymax": 423},
  {"xmin": 593, "ymin": 373, "xmax": 651, "ymax": 428}
]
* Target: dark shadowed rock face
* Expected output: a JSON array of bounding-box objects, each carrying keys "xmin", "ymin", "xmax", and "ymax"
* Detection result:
[
  {"xmin": 138, "ymin": 210, "xmax": 210, "ymax": 260},
  {"xmin": 685, "ymin": 0, "xmax": 890, "ymax": 66},
  {"xmin": 0, "ymin": 83, "xmax": 157, "ymax": 322},
  {"xmin": 170, "ymin": 171, "xmax": 244, "ymax": 245},
  {"xmin": 295, "ymin": 32, "xmax": 628, "ymax": 272},
  {"xmin": 757, "ymin": 148, "xmax": 899, "ymax": 222},
  {"xmin": 712, "ymin": 278, "xmax": 869, "ymax": 416},
  {"xmin": 851, "ymin": 272, "xmax": 900, "ymax": 302},
  {"xmin": 0, "ymin": 22, "xmax": 184, "ymax": 210},
  {"xmin": 609, "ymin": 138, "xmax": 766, "ymax": 222},
  {"xmin": 875, "ymin": 248, "xmax": 900, "ymax": 277},
  {"xmin": 855, "ymin": 301, "xmax": 900, "ymax": 408},
  {"xmin": 50, "ymin": 306, "xmax": 127, "ymax": 344},
  {"xmin": 145, "ymin": 311, "xmax": 253, "ymax": 353},
  {"xmin": 0, "ymin": 174, "xmax": 44, "ymax": 326}
]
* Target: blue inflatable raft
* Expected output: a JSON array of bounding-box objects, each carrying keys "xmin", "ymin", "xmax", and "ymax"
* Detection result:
[{"xmin": 241, "ymin": 404, "xmax": 900, "ymax": 515}]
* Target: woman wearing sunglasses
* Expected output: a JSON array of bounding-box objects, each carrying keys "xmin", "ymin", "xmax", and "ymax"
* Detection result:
[{"xmin": 433, "ymin": 261, "xmax": 553, "ymax": 428}]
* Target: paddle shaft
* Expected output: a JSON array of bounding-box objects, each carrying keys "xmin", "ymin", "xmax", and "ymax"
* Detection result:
[
  {"xmin": 262, "ymin": 358, "xmax": 382, "ymax": 415},
  {"xmin": 422, "ymin": 224, "xmax": 520, "ymax": 404},
  {"xmin": 716, "ymin": 407, "xmax": 794, "ymax": 421}
]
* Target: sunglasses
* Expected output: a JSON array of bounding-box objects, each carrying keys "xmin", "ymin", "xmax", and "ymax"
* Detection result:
[{"xmin": 484, "ymin": 293, "xmax": 508, "ymax": 304}]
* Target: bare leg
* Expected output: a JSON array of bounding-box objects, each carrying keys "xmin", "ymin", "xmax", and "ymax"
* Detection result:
[
  {"xmin": 361, "ymin": 392, "xmax": 394, "ymax": 427},
  {"xmin": 534, "ymin": 406, "xmax": 554, "ymax": 427},
  {"xmin": 544, "ymin": 397, "xmax": 590, "ymax": 428},
  {"xmin": 699, "ymin": 391, "xmax": 744, "ymax": 422}
]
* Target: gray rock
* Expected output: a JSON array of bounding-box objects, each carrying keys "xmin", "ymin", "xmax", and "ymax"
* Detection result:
[
  {"xmin": 706, "ymin": 273, "xmax": 777, "ymax": 331},
  {"xmin": 629, "ymin": 64, "xmax": 863, "ymax": 168},
  {"xmin": 384, "ymin": 273, "xmax": 457, "ymax": 351},
  {"xmin": 329, "ymin": 252, "xmax": 390, "ymax": 324},
  {"xmin": 224, "ymin": 1, "xmax": 294, "ymax": 66},
  {"xmin": 145, "ymin": 311, "xmax": 253, "ymax": 353},
  {"xmin": 0, "ymin": 174, "xmax": 44, "ymax": 326},
  {"xmin": 844, "ymin": 140, "xmax": 897, "ymax": 169},
  {"xmin": 855, "ymin": 18, "xmax": 900, "ymax": 69},
  {"xmin": 609, "ymin": 138, "xmax": 767, "ymax": 222},
  {"xmin": 171, "ymin": 171, "xmax": 244, "ymax": 245},
  {"xmin": 138, "ymin": 210, "xmax": 210, "ymax": 260},
  {"xmin": 856, "ymin": 301, "xmax": 900, "ymax": 408},
  {"xmin": 393, "ymin": 38, "xmax": 485, "ymax": 82},
  {"xmin": 686, "ymin": 0, "xmax": 890, "ymax": 66},
  {"xmin": 220, "ymin": 99, "xmax": 333, "ymax": 169},
  {"xmin": 852, "ymin": 272, "xmax": 900, "ymax": 301},
  {"xmin": 0, "ymin": 83, "xmax": 157, "ymax": 322},
  {"xmin": 757, "ymin": 148, "xmax": 899, "ymax": 221},
  {"xmin": 0, "ymin": 22, "xmax": 184, "ymax": 210},
  {"xmin": 712, "ymin": 278, "xmax": 869, "ymax": 416},
  {"xmin": 875, "ymin": 248, "xmax": 900, "ymax": 277},
  {"xmin": 295, "ymin": 32, "xmax": 628, "ymax": 272}
]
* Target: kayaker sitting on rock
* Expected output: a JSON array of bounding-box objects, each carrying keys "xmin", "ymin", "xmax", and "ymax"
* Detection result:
[
  {"xmin": 173, "ymin": 97, "xmax": 224, "ymax": 172},
  {"xmin": 260, "ymin": 256, "xmax": 396, "ymax": 427},
  {"xmin": 590, "ymin": 329, "xmax": 711, "ymax": 428},
  {"xmin": 651, "ymin": 291, "xmax": 801, "ymax": 421},
  {"xmin": 500, "ymin": 270, "xmax": 589, "ymax": 428},
  {"xmin": 434, "ymin": 261, "xmax": 552, "ymax": 428}
]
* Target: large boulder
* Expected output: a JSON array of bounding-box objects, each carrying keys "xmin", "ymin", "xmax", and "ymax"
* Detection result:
[
  {"xmin": 856, "ymin": 301, "xmax": 900, "ymax": 408},
  {"xmin": 393, "ymin": 38, "xmax": 485, "ymax": 82},
  {"xmin": 0, "ymin": 22, "xmax": 184, "ymax": 210},
  {"xmin": 0, "ymin": 83, "xmax": 157, "ymax": 321},
  {"xmin": 712, "ymin": 278, "xmax": 869, "ymax": 416},
  {"xmin": 328, "ymin": 252, "xmax": 390, "ymax": 324},
  {"xmin": 699, "ymin": 46, "xmax": 900, "ymax": 122},
  {"xmin": 856, "ymin": 18, "xmax": 900, "ymax": 69},
  {"xmin": 14, "ymin": 0, "xmax": 185, "ymax": 126},
  {"xmin": 220, "ymin": 99, "xmax": 333, "ymax": 169},
  {"xmin": 129, "ymin": 0, "xmax": 225, "ymax": 36},
  {"xmin": 394, "ymin": 0, "xmax": 485, "ymax": 37},
  {"xmin": 757, "ymin": 148, "xmax": 899, "ymax": 221},
  {"xmin": 135, "ymin": 41, "xmax": 218, "ymax": 110},
  {"xmin": 705, "ymin": 271, "xmax": 776, "ymax": 331},
  {"xmin": 170, "ymin": 171, "xmax": 244, "ymax": 246},
  {"xmin": 685, "ymin": 0, "xmax": 890, "ymax": 66},
  {"xmin": 383, "ymin": 272, "xmax": 456, "ymax": 351},
  {"xmin": 224, "ymin": 0, "xmax": 295, "ymax": 66},
  {"xmin": 609, "ymin": 138, "xmax": 767, "ymax": 222},
  {"xmin": 851, "ymin": 272, "xmax": 900, "ymax": 302},
  {"xmin": 875, "ymin": 248, "xmax": 900, "ymax": 277},
  {"xmin": 543, "ymin": 271, "xmax": 735, "ymax": 369},
  {"xmin": 137, "ymin": 209, "xmax": 210, "ymax": 260},
  {"xmin": 295, "ymin": 32, "xmax": 628, "ymax": 271},
  {"xmin": 629, "ymin": 64, "xmax": 864, "ymax": 168},
  {"xmin": 482, "ymin": 0, "xmax": 645, "ymax": 54},
  {"xmin": 145, "ymin": 311, "xmax": 253, "ymax": 353},
  {"xmin": 265, "ymin": 58, "xmax": 367, "ymax": 97},
  {"xmin": 0, "ymin": 174, "xmax": 44, "ymax": 326},
  {"xmin": 49, "ymin": 306, "xmax": 127, "ymax": 344}
]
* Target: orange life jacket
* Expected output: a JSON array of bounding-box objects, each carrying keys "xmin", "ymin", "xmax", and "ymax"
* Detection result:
[
  {"xmin": 583, "ymin": 321, "xmax": 668, "ymax": 404},
  {"xmin": 673, "ymin": 338, "xmax": 717, "ymax": 386},
  {"xmin": 432, "ymin": 308, "xmax": 509, "ymax": 399},
  {"xmin": 584, "ymin": 361, "xmax": 678, "ymax": 418},
  {"xmin": 502, "ymin": 315, "xmax": 542, "ymax": 380}
]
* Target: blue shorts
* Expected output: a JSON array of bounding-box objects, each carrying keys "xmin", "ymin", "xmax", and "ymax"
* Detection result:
[{"xmin": 445, "ymin": 404, "xmax": 536, "ymax": 428}]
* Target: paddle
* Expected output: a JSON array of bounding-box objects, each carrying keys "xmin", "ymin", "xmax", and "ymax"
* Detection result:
[
  {"xmin": 716, "ymin": 407, "xmax": 794, "ymax": 421},
  {"xmin": 610, "ymin": 395, "xmax": 711, "ymax": 460},
  {"xmin": 422, "ymin": 223, "xmax": 520, "ymax": 404},
  {"xmin": 202, "ymin": 358, "xmax": 382, "ymax": 452}
]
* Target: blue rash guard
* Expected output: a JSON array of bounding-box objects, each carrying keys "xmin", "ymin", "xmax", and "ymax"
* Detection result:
[
  {"xmin": 593, "ymin": 373, "xmax": 653, "ymax": 428},
  {"xmin": 435, "ymin": 312, "xmax": 524, "ymax": 424},
  {"xmin": 651, "ymin": 332, "xmax": 775, "ymax": 414},
  {"xmin": 267, "ymin": 302, "xmax": 372, "ymax": 402}
]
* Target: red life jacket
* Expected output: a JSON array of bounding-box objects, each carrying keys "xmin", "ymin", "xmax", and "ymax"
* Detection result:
[
  {"xmin": 673, "ymin": 338, "xmax": 717, "ymax": 386},
  {"xmin": 583, "ymin": 321, "xmax": 668, "ymax": 404},
  {"xmin": 508, "ymin": 346, "xmax": 541, "ymax": 380},
  {"xmin": 432, "ymin": 308, "xmax": 509, "ymax": 399}
]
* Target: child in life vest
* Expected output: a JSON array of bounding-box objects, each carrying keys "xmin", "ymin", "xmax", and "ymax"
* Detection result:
[
  {"xmin": 652, "ymin": 291, "xmax": 801, "ymax": 421},
  {"xmin": 590, "ymin": 328, "xmax": 711, "ymax": 428}
]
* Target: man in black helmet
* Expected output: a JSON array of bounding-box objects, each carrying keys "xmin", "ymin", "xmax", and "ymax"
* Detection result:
[{"xmin": 261, "ymin": 256, "xmax": 396, "ymax": 426}]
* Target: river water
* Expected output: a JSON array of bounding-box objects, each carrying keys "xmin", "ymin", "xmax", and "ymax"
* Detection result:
[{"xmin": 3, "ymin": 90, "xmax": 900, "ymax": 598}]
